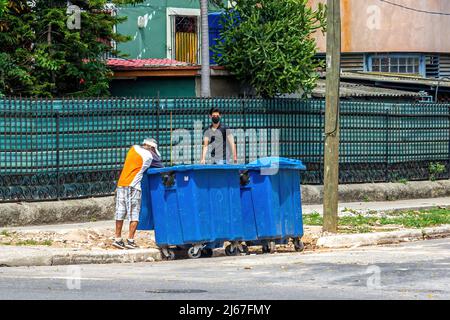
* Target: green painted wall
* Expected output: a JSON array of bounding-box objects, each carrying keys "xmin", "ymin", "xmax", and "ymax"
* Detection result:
[
  {"xmin": 110, "ymin": 77, "xmax": 196, "ymax": 97},
  {"xmin": 116, "ymin": 0, "xmax": 225, "ymax": 59}
]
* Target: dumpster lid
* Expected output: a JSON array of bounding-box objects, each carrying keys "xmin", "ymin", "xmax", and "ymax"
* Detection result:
[
  {"xmin": 146, "ymin": 164, "xmax": 247, "ymax": 175},
  {"xmin": 246, "ymin": 157, "xmax": 306, "ymax": 170}
]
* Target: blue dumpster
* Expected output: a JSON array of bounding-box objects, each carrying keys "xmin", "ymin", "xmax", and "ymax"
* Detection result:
[
  {"xmin": 242, "ymin": 157, "xmax": 306, "ymax": 253},
  {"xmin": 138, "ymin": 164, "xmax": 247, "ymax": 259}
]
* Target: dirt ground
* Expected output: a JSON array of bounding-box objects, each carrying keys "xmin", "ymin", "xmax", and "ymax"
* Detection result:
[
  {"xmin": 0, "ymin": 228, "xmax": 157, "ymax": 250},
  {"xmin": 0, "ymin": 226, "xmax": 324, "ymax": 253}
]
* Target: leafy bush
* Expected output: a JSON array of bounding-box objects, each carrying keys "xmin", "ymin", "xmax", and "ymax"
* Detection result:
[
  {"xmin": 429, "ymin": 162, "xmax": 446, "ymax": 181},
  {"xmin": 0, "ymin": 0, "xmax": 6, "ymax": 16}
]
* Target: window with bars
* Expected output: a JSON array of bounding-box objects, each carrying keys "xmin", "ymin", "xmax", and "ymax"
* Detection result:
[
  {"xmin": 368, "ymin": 55, "xmax": 424, "ymax": 76},
  {"xmin": 170, "ymin": 15, "xmax": 199, "ymax": 64}
]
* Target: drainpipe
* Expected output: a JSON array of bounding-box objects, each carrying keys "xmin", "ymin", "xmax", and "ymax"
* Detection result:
[
  {"xmin": 435, "ymin": 77, "xmax": 450, "ymax": 103},
  {"xmin": 435, "ymin": 79, "xmax": 441, "ymax": 103}
]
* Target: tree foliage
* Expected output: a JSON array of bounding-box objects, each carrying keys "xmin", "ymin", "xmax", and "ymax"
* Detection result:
[
  {"xmin": 0, "ymin": 0, "xmax": 144, "ymax": 97},
  {"xmin": 0, "ymin": 0, "xmax": 7, "ymax": 16},
  {"xmin": 213, "ymin": 0, "xmax": 326, "ymax": 98}
]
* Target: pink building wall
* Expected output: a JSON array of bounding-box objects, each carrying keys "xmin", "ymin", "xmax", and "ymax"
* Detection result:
[{"xmin": 309, "ymin": 0, "xmax": 450, "ymax": 54}]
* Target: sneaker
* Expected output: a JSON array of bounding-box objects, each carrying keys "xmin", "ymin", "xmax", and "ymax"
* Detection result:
[
  {"xmin": 112, "ymin": 239, "xmax": 126, "ymax": 250},
  {"xmin": 125, "ymin": 239, "xmax": 139, "ymax": 249}
]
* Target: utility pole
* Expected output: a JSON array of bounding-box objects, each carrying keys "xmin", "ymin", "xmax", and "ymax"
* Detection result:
[
  {"xmin": 200, "ymin": 0, "xmax": 211, "ymax": 97},
  {"xmin": 323, "ymin": 0, "xmax": 341, "ymax": 233}
]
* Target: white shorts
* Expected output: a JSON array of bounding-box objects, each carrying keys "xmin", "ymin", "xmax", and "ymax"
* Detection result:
[{"xmin": 115, "ymin": 187, "xmax": 142, "ymax": 222}]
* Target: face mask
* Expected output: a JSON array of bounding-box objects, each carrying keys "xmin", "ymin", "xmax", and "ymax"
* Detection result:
[{"xmin": 212, "ymin": 116, "xmax": 221, "ymax": 124}]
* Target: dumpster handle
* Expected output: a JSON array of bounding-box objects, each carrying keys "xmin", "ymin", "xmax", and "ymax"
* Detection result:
[
  {"xmin": 240, "ymin": 170, "xmax": 250, "ymax": 187},
  {"xmin": 162, "ymin": 172, "xmax": 176, "ymax": 188}
]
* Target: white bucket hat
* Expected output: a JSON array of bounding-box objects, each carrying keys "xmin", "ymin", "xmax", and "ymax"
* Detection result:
[{"xmin": 143, "ymin": 138, "xmax": 161, "ymax": 157}]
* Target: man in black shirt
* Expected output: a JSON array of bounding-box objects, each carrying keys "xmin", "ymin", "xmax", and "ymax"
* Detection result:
[{"xmin": 200, "ymin": 108, "xmax": 237, "ymax": 164}]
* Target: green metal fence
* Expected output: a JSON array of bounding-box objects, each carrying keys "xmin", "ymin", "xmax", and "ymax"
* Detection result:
[{"xmin": 0, "ymin": 97, "xmax": 449, "ymax": 202}]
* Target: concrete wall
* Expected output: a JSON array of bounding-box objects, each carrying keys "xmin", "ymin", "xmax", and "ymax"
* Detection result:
[
  {"xmin": 309, "ymin": 0, "xmax": 450, "ymax": 54},
  {"xmin": 110, "ymin": 75, "xmax": 241, "ymax": 98},
  {"xmin": 116, "ymin": 0, "xmax": 225, "ymax": 59},
  {"xmin": 116, "ymin": 0, "xmax": 199, "ymax": 59},
  {"xmin": 110, "ymin": 77, "xmax": 196, "ymax": 97},
  {"xmin": 195, "ymin": 75, "xmax": 247, "ymax": 97}
]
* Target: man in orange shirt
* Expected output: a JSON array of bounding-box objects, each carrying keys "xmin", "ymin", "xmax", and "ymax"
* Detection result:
[{"xmin": 113, "ymin": 138, "xmax": 164, "ymax": 249}]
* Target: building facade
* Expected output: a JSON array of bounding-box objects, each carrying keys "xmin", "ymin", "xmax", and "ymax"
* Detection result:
[
  {"xmin": 310, "ymin": 0, "xmax": 450, "ymax": 79},
  {"xmin": 115, "ymin": 0, "xmax": 225, "ymax": 62}
]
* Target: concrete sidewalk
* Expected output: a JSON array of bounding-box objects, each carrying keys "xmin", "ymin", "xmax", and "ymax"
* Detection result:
[{"xmin": 302, "ymin": 196, "xmax": 450, "ymax": 216}]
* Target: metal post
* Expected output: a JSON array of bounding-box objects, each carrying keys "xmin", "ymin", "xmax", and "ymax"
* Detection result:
[
  {"xmin": 385, "ymin": 106, "xmax": 390, "ymax": 182},
  {"xmin": 156, "ymin": 91, "xmax": 160, "ymax": 144},
  {"xmin": 55, "ymin": 109, "xmax": 60, "ymax": 200},
  {"xmin": 448, "ymin": 106, "xmax": 450, "ymax": 179},
  {"xmin": 242, "ymin": 93, "xmax": 247, "ymax": 164},
  {"xmin": 323, "ymin": 0, "xmax": 341, "ymax": 233},
  {"xmin": 170, "ymin": 110, "xmax": 173, "ymax": 166}
]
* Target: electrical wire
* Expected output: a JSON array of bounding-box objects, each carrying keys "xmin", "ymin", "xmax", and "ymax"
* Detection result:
[{"xmin": 377, "ymin": 0, "xmax": 450, "ymax": 16}]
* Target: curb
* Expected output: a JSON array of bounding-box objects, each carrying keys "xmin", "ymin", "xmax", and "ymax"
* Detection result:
[
  {"xmin": 316, "ymin": 224, "xmax": 450, "ymax": 249},
  {"xmin": 51, "ymin": 248, "xmax": 162, "ymax": 266},
  {"xmin": 383, "ymin": 205, "xmax": 450, "ymax": 214},
  {"xmin": 422, "ymin": 225, "xmax": 450, "ymax": 239},
  {"xmin": 0, "ymin": 248, "xmax": 162, "ymax": 267}
]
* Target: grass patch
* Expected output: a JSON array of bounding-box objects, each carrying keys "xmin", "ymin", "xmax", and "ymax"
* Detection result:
[
  {"xmin": 302, "ymin": 207, "xmax": 450, "ymax": 232},
  {"xmin": 15, "ymin": 239, "xmax": 53, "ymax": 246},
  {"xmin": 379, "ymin": 209, "xmax": 450, "ymax": 228},
  {"xmin": 0, "ymin": 230, "xmax": 11, "ymax": 237},
  {"xmin": 15, "ymin": 240, "xmax": 39, "ymax": 246},
  {"xmin": 303, "ymin": 212, "xmax": 322, "ymax": 226}
]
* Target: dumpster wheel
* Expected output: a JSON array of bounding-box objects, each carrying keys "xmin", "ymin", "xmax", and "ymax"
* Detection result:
[
  {"xmin": 201, "ymin": 248, "xmax": 214, "ymax": 258},
  {"xmin": 161, "ymin": 248, "xmax": 176, "ymax": 261},
  {"xmin": 238, "ymin": 243, "xmax": 249, "ymax": 255},
  {"xmin": 187, "ymin": 246, "xmax": 203, "ymax": 259},
  {"xmin": 225, "ymin": 244, "xmax": 238, "ymax": 256},
  {"xmin": 293, "ymin": 238, "xmax": 305, "ymax": 252},
  {"xmin": 262, "ymin": 241, "xmax": 276, "ymax": 254}
]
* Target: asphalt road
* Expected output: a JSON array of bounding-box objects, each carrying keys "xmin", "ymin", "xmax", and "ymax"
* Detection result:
[{"xmin": 0, "ymin": 239, "xmax": 449, "ymax": 300}]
